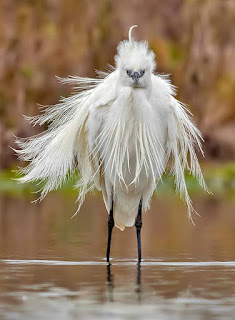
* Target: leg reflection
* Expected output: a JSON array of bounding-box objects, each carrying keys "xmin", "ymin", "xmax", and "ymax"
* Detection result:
[
  {"xmin": 106, "ymin": 264, "xmax": 114, "ymax": 301},
  {"xmin": 136, "ymin": 263, "xmax": 142, "ymax": 301},
  {"xmin": 106, "ymin": 263, "xmax": 142, "ymax": 302}
]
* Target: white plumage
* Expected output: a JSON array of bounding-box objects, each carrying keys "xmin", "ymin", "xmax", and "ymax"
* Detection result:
[{"xmin": 15, "ymin": 26, "xmax": 208, "ymax": 232}]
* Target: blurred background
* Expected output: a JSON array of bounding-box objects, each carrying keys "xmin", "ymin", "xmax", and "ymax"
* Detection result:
[
  {"xmin": 0, "ymin": 0, "xmax": 235, "ymax": 167},
  {"xmin": 0, "ymin": 1, "xmax": 235, "ymax": 319}
]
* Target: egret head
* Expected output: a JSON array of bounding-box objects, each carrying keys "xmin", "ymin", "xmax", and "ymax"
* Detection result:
[{"xmin": 115, "ymin": 25, "xmax": 156, "ymax": 88}]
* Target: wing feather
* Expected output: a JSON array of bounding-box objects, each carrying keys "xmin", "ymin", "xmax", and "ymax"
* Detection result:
[
  {"xmin": 166, "ymin": 97, "xmax": 209, "ymax": 222},
  {"xmin": 15, "ymin": 71, "xmax": 118, "ymax": 206}
]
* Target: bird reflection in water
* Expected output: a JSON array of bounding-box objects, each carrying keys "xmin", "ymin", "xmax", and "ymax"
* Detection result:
[
  {"xmin": 106, "ymin": 264, "xmax": 114, "ymax": 302},
  {"xmin": 136, "ymin": 263, "xmax": 142, "ymax": 301},
  {"xmin": 106, "ymin": 263, "xmax": 142, "ymax": 302}
]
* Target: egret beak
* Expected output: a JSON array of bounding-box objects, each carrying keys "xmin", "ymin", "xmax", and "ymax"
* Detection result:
[{"xmin": 131, "ymin": 71, "xmax": 141, "ymax": 84}]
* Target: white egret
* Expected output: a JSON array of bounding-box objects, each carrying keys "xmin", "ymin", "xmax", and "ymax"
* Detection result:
[{"xmin": 15, "ymin": 25, "xmax": 208, "ymax": 263}]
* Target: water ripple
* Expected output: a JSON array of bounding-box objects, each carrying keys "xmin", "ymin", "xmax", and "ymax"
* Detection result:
[{"xmin": 1, "ymin": 259, "xmax": 235, "ymax": 267}]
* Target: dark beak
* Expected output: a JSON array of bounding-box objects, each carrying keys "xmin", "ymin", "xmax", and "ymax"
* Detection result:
[{"xmin": 131, "ymin": 71, "xmax": 141, "ymax": 84}]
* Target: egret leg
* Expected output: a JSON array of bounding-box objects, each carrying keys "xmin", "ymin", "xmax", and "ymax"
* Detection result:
[
  {"xmin": 106, "ymin": 199, "xmax": 114, "ymax": 264},
  {"xmin": 135, "ymin": 199, "xmax": 142, "ymax": 264}
]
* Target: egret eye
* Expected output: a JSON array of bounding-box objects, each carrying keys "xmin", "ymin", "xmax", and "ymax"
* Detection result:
[
  {"xmin": 142, "ymin": 70, "xmax": 145, "ymax": 75},
  {"xmin": 126, "ymin": 70, "xmax": 130, "ymax": 75}
]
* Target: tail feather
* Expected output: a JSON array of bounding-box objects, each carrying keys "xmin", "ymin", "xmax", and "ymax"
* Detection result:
[
  {"xmin": 114, "ymin": 207, "xmax": 136, "ymax": 231},
  {"xmin": 112, "ymin": 191, "xmax": 144, "ymax": 231}
]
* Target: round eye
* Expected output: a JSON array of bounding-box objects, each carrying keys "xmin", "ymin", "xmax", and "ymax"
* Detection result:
[
  {"xmin": 142, "ymin": 70, "xmax": 145, "ymax": 75},
  {"xmin": 126, "ymin": 70, "xmax": 130, "ymax": 75}
]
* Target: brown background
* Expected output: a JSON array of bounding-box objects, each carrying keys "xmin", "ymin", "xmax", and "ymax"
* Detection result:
[{"xmin": 0, "ymin": 0, "xmax": 234, "ymax": 168}]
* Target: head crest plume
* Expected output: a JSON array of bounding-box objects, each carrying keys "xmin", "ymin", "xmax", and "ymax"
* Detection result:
[
  {"xmin": 128, "ymin": 25, "xmax": 138, "ymax": 45},
  {"xmin": 115, "ymin": 25, "xmax": 156, "ymax": 72}
]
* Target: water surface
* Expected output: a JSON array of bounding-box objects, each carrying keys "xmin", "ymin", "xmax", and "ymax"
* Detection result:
[{"xmin": 0, "ymin": 192, "xmax": 235, "ymax": 319}]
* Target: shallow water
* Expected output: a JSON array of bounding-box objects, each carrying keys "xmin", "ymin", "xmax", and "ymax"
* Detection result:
[{"xmin": 0, "ymin": 192, "xmax": 235, "ymax": 319}]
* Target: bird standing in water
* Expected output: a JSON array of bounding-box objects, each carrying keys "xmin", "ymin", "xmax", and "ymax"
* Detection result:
[{"xmin": 15, "ymin": 26, "xmax": 208, "ymax": 263}]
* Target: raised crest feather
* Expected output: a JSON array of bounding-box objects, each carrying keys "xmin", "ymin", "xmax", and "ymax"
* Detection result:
[{"xmin": 128, "ymin": 25, "xmax": 138, "ymax": 44}]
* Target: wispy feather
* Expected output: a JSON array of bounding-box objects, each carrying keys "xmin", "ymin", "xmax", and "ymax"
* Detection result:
[{"xmin": 15, "ymin": 28, "xmax": 208, "ymax": 231}]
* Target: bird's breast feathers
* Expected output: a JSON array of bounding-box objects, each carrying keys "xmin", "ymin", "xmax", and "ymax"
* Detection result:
[{"xmin": 86, "ymin": 80, "xmax": 169, "ymax": 193}]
